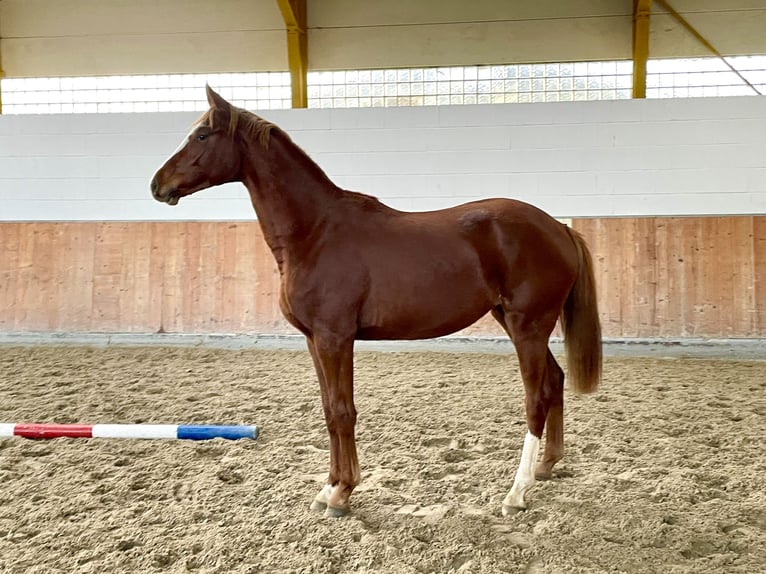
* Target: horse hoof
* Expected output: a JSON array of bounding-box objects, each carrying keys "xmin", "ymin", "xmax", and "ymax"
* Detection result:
[
  {"xmin": 501, "ymin": 504, "xmax": 526, "ymax": 517},
  {"xmin": 309, "ymin": 499, "xmax": 327, "ymax": 513},
  {"xmin": 534, "ymin": 462, "xmax": 556, "ymax": 481},
  {"xmin": 323, "ymin": 505, "xmax": 350, "ymax": 519}
]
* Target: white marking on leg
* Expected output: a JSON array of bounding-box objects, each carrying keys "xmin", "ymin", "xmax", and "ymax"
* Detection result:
[
  {"xmin": 317, "ymin": 483, "xmax": 335, "ymax": 503},
  {"xmin": 502, "ymin": 431, "xmax": 540, "ymax": 515},
  {"xmin": 310, "ymin": 483, "xmax": 335, "ymax": 511}
]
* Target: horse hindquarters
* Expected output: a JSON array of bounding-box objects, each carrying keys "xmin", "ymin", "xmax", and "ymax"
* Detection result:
[{"xmin": 496, "ymin": 223, "xmax": 601, "ymax": 514}]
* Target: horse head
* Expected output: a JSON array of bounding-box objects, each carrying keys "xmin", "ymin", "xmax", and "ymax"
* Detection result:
[{"xmin": 150, "ymin": 85, "xmax": 242, "ymax": 205}]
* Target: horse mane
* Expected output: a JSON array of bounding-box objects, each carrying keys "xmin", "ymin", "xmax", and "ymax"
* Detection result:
[
  {"xmin": 199, "ymin": 103, "xmax": 386, "ymax": 208},
  {"xmin": 237, "ymin": 109, "xmax": 277, "ymax": 148},
  {"xmin": 197, "ymin": 106, "xmax": 275, "ymax": 147}
]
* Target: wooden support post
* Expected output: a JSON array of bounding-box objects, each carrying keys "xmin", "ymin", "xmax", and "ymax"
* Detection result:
[
  {"xmin": 632, "ymin": 0, "xmax": 652, "ymax": 98},
  {"xmin": 276, "ymin": 0, "xmax": 308, "ymax": 108}
]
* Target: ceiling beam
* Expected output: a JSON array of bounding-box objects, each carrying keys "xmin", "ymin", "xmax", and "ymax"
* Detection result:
[
  {"xmin": 655, "ymin": 0, "xmax": 761, "ymax": 95},
  {"xmin": 632, "ymin": 0, "xmax": 652, "ymax": 98},
  {"xmin": 276, "ymin": 0, "xmax": 308, "ymax": 108}
]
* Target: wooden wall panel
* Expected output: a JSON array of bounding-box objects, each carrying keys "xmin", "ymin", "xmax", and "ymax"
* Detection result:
[
  {"xmin": 0, "ymin": 217, "xmax": 764, "ymax": 339},
  {"xmin": 0, "ymin": 225, "xmax": 21, "ymax": 330},
  {"xmin": 573, "ymin": 216, "xmax": 766, "ymax": 338},
  {"xmin": 755, "ymin": 218, "xmax": 766, "ymax": 335},
  {"xmin": 0, "ymin": 222, "xmax": 288, "ymax": 335}
]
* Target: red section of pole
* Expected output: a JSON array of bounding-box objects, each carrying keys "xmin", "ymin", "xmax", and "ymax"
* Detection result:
[{"xmin": 14, "ymin": 424, "xmax": 94, "ymax": 439}]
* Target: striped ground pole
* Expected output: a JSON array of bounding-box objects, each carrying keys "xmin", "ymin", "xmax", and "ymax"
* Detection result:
[{"xmin": 0, "ymin": 423, "xmax": 259, "ymax": 441}]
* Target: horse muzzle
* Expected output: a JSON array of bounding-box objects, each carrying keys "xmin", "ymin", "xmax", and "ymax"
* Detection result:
[{"xmin": 150, "ymin": 176, "xmax": 180, "ymax": 205}]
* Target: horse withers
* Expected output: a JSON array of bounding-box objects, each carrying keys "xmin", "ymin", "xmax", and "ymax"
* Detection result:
[{"xmin": 151, "ymin": 86, "xmax": 602, "ymax": 518}]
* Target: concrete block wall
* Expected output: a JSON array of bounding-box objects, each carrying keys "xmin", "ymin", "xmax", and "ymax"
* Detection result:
[{"xmin": 2, "ymin": 96, "xmax": 765, "ymax": 222}]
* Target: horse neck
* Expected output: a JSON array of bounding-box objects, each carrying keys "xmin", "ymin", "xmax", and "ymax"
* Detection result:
[{"xmin": 239, "ymin": 129, "xmax": 339, "ymax": 264}]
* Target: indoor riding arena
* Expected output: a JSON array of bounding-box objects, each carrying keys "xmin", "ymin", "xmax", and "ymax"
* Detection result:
[{"xmin": 0, "ymin": 2, "xmax": 765, "ymax": 573}]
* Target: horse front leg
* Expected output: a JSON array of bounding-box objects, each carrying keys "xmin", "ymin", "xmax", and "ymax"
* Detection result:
[{"xmin": 306, "ymin": 334, "xmax": 359, "ymax": 518}]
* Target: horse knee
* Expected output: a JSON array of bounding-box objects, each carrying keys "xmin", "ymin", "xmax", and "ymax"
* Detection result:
[{"xmin": 326, "ymin": 405, "xmax": 357, "ymax": 434}]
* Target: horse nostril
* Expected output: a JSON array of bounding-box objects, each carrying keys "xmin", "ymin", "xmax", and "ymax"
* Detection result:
[{"xmin": 150, "ymin": 177, "xmax": 161, "ymax": 197}]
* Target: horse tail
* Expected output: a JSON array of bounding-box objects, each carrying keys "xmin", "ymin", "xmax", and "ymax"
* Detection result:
[{"xmin": 560, "ymin": 227, "xmax": 602, "ymax": 394}]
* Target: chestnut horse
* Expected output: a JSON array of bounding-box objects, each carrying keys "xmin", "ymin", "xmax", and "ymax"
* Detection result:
[{"xmin": 151, "ymin": 86, "xmax": 602, "ymax": 518}]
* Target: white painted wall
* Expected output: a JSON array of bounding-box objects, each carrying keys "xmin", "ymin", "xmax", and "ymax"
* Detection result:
[{"xmin": 1, "ymin": 96, "xmax": 765, "ymax": 221}]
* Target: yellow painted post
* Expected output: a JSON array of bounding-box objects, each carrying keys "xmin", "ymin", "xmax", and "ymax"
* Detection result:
[
  {"xmin": 632, "ymin": 0, "xmax": 652, "ymax": 98},
  {"xmin": 276, "ymin": 0, "xmax": 308, "ymax": 108}
]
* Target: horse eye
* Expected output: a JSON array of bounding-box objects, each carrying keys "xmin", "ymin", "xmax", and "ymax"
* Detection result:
[{"xmin": 197, "ymin": 133, "xmax": 208, "ymax": 142}]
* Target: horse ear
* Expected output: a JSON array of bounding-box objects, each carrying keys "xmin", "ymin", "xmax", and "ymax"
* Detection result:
[{"xmin": 206, "ymin": 85, "xmax": 229, "ymax": 110}]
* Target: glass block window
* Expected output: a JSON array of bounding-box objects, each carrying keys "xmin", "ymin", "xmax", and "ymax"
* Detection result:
[
  {"xmin": 306, "ymin": 61, "xmax": 634, "ymax": 108},
  {"xmin": 1, "ymin": 56, "xmax": 764, "ymax": 114},
  {"xmin": 647, "ymin": 56, "xmax": 766, "ymax": 98},
  {"xmin": 0, "ymin": 72, "xmax": 292, "ymax": 114}
]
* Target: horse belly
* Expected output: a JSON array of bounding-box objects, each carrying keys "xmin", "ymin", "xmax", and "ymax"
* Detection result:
[{"xmin": 356, "ymin": 274, "xmax": 494, "ymax": 340}]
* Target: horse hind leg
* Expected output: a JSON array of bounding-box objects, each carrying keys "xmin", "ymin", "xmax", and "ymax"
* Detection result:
[
  {"xmin": 494, "ymin": 305, "xmax": 558, "ymax": 474},
  {"xmin": 535, "ymin": 350, "xmax": 565, "ymax": 480},
  {"xmin": 498, "ymin": 308, "xmax": 560, "ymax": 516}
]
